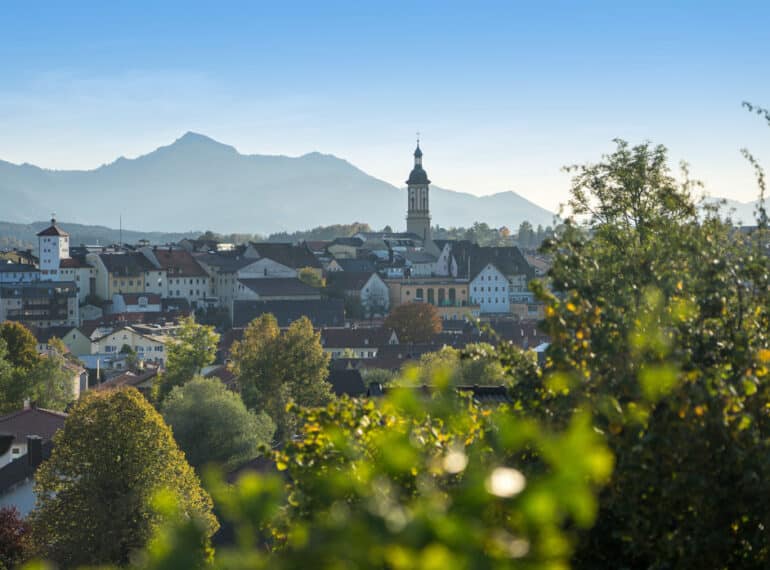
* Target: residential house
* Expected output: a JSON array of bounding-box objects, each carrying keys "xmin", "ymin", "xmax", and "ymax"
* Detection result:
[
  {"xmin": 236, "ymin": 278, "xmax": 320, "ymax": 302},
  {"xmin": 244, "ymin": 242, "xmax": 323, "ymax": 278},
  {"xmin": 107, "ymin": 292, "xmax": 163, "ymax": 315},
  {"xmin": 320, "ymin": 327, "xmax": 398, "ymax": 359},
  {"xmin": 0, "ymin": 403, "xmax": 66, "ymax": 468},
  {"xmin": 334, "ymin": 258, "xmax": 377, "ymax": 273},
  {"xmin": 0, "ymin": 281, "xmax": 79, "ymax": 328},
  {"xmin": 87, "ymin": 251, "xmax": 163, "ymax": 301},
  {"xmin": 0, "ymin": 436, "xmax": 52, "ymax": 516},
  {"xmin": 58, "ymin": 257, "xmax": 94, "ymax": 305},
  {"xmin": 327, "ymin": 369, "xmax": 367, "ymax": 397},
  {"xmin": 327, "ymin": 237, "xmax": 363, "ymax": 260},
  {"xmin": 143, "ymin": 247, "xmax": 213, "ymax": 309},
  {"xmin": 89, "ymin": 325, "xmax": 170, "ymax": 367},
  {"xmin": 326, "ymin": 271, "xmax": 390, "ymax": 316},
  {"xmin": 0, "ymin": 262, "xmax": 39, "ymax": 284},
  {"xmin": 195, "ymin": 250, "xmax": 267, "ymax": 309},
  {"xmin": 469, "ymin": 263, "xmax": 510, "ymax": 314}
]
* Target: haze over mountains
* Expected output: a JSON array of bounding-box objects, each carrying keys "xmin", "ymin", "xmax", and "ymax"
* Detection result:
[{"xmin": 0, "ymin": 132, "xmax": 557, "ymax": 234}]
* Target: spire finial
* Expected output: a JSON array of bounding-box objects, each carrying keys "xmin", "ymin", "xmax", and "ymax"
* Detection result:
[
  {"xmin": 51, "ymin": 212, "xmax": 56, "ymax": 224},
  {"xmin": 416, "ymin": 131, "xmax": 420, "ymax": 146}
]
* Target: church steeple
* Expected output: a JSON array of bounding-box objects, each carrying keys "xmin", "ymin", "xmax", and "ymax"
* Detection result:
[{"xmin": 406, "ymin": 137, "xmax": 431, "ymax": 242}]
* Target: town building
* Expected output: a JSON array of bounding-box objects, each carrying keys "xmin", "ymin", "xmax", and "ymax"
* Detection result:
[
  {"xmin": 385, "ymin": 277, "xmax": 479, "ymax": 320},
  {"xmin": 0, "ymin": 281, "xmax": 79, "ymax": 328},
  {"xmin": 406, "ymin": 141, "xmax": 432, "ymax": 244}
]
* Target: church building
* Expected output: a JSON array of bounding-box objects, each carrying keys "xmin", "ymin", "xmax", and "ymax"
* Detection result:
[{"xmin": 406, "ymin": 141, "xmax": 432, "ymax": 242}]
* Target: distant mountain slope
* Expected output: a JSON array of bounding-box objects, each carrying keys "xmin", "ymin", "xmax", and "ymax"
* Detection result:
[
  {"xmin": 702, "ymin": 197, "xmax": 764, "ymax": 225},
  {"xmin": 0, "ymin": 132, "xmax": 556, "ymax": 233},
  {"xmin": 0, "ymin": 220, "xmax": 199, "ymax": 250}
]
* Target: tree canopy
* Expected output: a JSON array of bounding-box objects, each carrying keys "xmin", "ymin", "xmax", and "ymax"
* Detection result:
[
  {"xmin": 384, "ymin": 302, "xmax": 442, "ymax": 344},
  {"xmin": 0, "ymin": 322, "xmax": 38, "ymax": 371},
  {"xmin": 155, "ymin": 317, "xmax": 219, "ymax": 402},
  {"xmin": 29, "ymin": 388, "xmax": 217, "ymax": 567},
  {"xmin": 162, "ymin": 376, "xmax": 275, "ymax": 469},
  {"xmin": 230, "ymin": 315, "xmax": 333, "ymax": 440}
]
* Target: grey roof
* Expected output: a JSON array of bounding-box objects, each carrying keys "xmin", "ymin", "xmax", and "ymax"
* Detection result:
[
  {"xmin": 327, "ymin": 369, "xmax": 367, "ymax": 397},
  {"xmin": 0, "ymin": 262, "xmax": 39, "ymax": 274},
  {"xmin": 0, "ymin": 405, "xmax": 67, "ymax": 444},
  {"xmin": 436, "ymin": 241, "xmax": 533, "ymax": 280},
  {"xmin": 0, "ymin": 281, "xmax": 77, "ymax": 299},
  {"xmin": 233, "ymin": 298, "xmax": 345, "ymax": 328},
  {"xmin": 194, "ymin": 251, "xmax": 254, "ymax": 273},
  {"xmin": 330, "ymin": 237, "xmax": 364, "ymax": 248},
  {"xmin": 326, "ymin": 271, "xmax": 377, "ymax": 292},
  {"xmin": 238, "ymin": 278, "xmax": 320, "ymax": 298},
  {"xmin": 335, "ymin": 258, "xmax": 377, "ymax": 272},
  {"xmin": 249, "ymin": 242, "xmax": 322, "ymax": 269},
  {"xmin": 404, "ymin": 250, "xmax": 437, "ymax": 264},
  {"xmin": 320, "ymin": 327, "xmax": 396, "ymax": 349},
  {"xmin": 99, "ymin": 252, "xmax": 156, "ymax": 276}
]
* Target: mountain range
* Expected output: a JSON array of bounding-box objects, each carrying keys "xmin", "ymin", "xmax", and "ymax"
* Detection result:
[{"xmin": 0, "ymin": 132, "xmax": 557, "ymax": 234}]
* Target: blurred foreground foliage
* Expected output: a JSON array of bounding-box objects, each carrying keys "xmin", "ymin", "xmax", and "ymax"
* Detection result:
[{"xmin": 126, "ymin": 376, "xmax": 614, "ymax": 570}]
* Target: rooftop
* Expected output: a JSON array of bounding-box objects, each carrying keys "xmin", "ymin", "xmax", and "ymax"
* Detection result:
[
  {"xmin": 0, "ymin": 405, "xmax": 67, "ymax": 444},
  {"xmin": 248, "ymin": 242, "xmax": 322, "ymax": 269},
  {"xmin": 98, "ymin": 252, "xmax": 156, "ymax": 276},
  {"xmin": 238, "ymin": 278, "xmax": 320, "ymax": 298},
  {"xmin": 233, "ymin": 298, "xmax": 345, "ymax": 329}
]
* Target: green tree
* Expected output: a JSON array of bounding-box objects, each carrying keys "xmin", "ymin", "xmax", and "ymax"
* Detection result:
[
  {"xmin": 384, "ymin": 303, "xmax": 442, "ymax": 343},
  {"xmin": 0, "ymin": 337, "xmax": 74, "ymax": 413},
  {"xmin": 130, "ymin": 375, "xmax": 613, "ymax": 570},
  {"xmin": 29, "ymin": 388, "xmax": 217, "ymax": 568},
  {"xmin": 413, "ymin": 343, "xmax": 508, "ymax": 386},
  {"xmin": 529, "ymin": 138, "xmax": 770, "ymax": 568},
  {"xmin": 0, "ymin": 339, "xmax": 19, "ymax": 413},
  {"xmin": 25, "ymin": 348, "xmax": 75, "ymax": 411},
  {"xmin": 0, "ymin": 322, "xmax": 38, "ymax": 371},
  {"xmin": 230, "ymin": 315, "xmax": 333, "ymax": 440},
  {"xmin": 298, "ymin": 267, "xmax": 324, "ymax": 288},
  {"xmin": 155, "ymin": 317, "xmax": 219, "ymax": 402},
  {"xmin": 162, "ymin": 376, "xmax": 275, "ymax": 469},
  {"xmin": 517, "ymin": 221, "xmax": 534, "ymax": 248}
]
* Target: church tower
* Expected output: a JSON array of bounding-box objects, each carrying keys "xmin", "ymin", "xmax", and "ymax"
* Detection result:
[{"xmin": 406, "ymin": 140, "xmax": 431, "ymax": 242}]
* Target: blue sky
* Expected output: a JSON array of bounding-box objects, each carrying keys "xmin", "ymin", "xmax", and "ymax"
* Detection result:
[{"xmin": 1, "ymin": 1, "xmax": 769, "ymax": 211}]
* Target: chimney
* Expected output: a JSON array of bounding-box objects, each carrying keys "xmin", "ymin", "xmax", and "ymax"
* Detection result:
[{"xmin": 27, "ymin": 435, "xmax": 43, "ymax": 467}]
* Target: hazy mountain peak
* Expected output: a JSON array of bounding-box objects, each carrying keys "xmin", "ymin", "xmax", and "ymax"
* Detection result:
[
  {"xmin": 0, "ymin": 133, "xmax": 556, "ymax": 233},
  {"xmin": 175, "ymin": 131, "xmax": 222, "ymax": 146}
]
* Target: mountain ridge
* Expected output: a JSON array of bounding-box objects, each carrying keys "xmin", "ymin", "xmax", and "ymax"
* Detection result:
[{"xmin": 0, "ymin": 132, "xmax": 557, "ymax": 233}]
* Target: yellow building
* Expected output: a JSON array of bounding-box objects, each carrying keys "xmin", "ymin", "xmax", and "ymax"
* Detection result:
[
  {"xmin": 386, "ymin": 278, "xmax": 479, "ymax": 320},
  {"xmin": 87, "ymin": 251, "xmax": 164, "ymax": 301}
]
